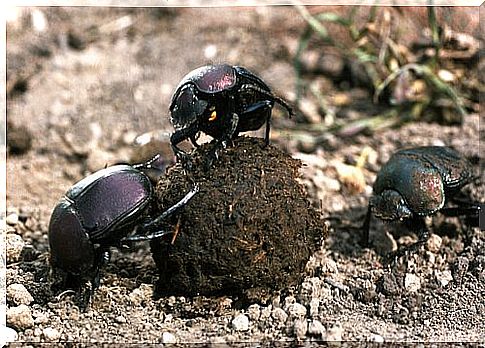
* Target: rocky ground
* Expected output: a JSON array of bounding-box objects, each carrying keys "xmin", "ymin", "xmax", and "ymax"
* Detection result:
[{"xmin": 3, "ymin": 6, "xmax": 484, "ymax": 345}]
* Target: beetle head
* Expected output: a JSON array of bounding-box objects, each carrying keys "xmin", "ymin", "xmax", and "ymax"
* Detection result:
[
  {"xmin": 370, "ymin": 189, "xmax": 413, "ymax": 221},
  {"xmin": 170, "ymin": 84, "xmax": 208, "ymax": 131},
  {"xmin": 48, "ymin": 198, "xmax": 96, "ymax": 278}
]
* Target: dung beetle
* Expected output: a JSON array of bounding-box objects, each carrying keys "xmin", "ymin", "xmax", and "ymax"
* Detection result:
[
  {"xmin": 48, "ymin": 156, "xmax": 198, "ymax": 295},
  {"xmin": 362, "ymin": 146, "xmax": 480, "ymax": 257},
  {"xmin": 169, "ymin": 64, "xmax": 294, "ymax": 162}
]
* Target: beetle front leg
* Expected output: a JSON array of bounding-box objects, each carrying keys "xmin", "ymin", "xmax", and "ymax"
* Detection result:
[
  {"xmin": 170, "ymin": 120, "xmax": 201, "ymax": 162},
  {"xmin": 170, "ymin": 130, "xmax": 191, "ymax": 162},
  {"xmin": 121, "ymin": 185, "xmax": 199, "ymax": 242},
  {"xmin": 206, "ymin": 113, "xmax": 239, "ymax": 168},
  {"xmin": 91, "ymin": 248, "xmax": 111, "ymax": 290},
  {"xmin": 240, "ymin": 100, "xmax": 273, "ymax": 145},
  {"xmin": 189, "ymin": 133, "xmax": 201, "ymax": 148}
]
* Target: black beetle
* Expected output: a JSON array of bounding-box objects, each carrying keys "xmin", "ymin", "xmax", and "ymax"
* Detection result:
[
  {"xmin": 362, "ymin": 146, "xmax": 480, "ymax": 256},
  {"xmin": 48, "ymin": 156, "xmax": 198, "ymax": 294},
  {"xmin": 169, "ymin": 64, "xmax": 294, "ymax": 162}
]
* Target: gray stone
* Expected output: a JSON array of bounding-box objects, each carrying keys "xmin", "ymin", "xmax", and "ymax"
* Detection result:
[
  {"xmin": 287, "ymin": 303, "xmax": 307, "ymax": 318},
  {"xmin": 7, "ymin": 284, "xmax": 34, "ymax": 306},
  {"xmin": 7, "ymin": 305, "xmax": 34, "ymax": 330},
  {"xmin": 324, "ymin": 323, "xmax": 343, "ymax": 342},
  {"xmin": 404, "ymin": 273, "xmax": 421, "ymax": 292},
  {"xmin": 308, "ymin": 319, "xmax": 325, "ymax": 337},
  {"xmin": 293, "ymin": 318, "xmax": 308, "ymax": 339},
  {"xmin": 247, "ymin": 304, "xmax": 260, "ymax": 321},
  {"xmin": 6, "ymin": 233, "xmax": 25, "ymax": 264},
  {"xmin": 161, "ymin": 332, "xmax": 176, "ymax": 344},
  {"xmin": 426, "ymin": 234, "xmax": 442, "ymax": 253},
  {"xmin": 0, "ymin": 325, "xmax": 18, "ymax": 345},
  {"xmin": 6, "ymin": 213, "xmax": 20, "ymax": 226},
  {"xmin": 42, "ymin": 327, "xmax": 61, "ymax": 341},
  {"xmin": 271, "ymin": 307, "xmax": 288, "ymax": 323},
  {"xmin": 231, "ymin": 314, "xmax": 249, "ymax": 331}
]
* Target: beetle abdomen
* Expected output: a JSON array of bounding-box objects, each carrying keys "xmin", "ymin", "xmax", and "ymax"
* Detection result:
[
  {"xmin": 67, "ymin": 166, "xmax": 152, "ymax": 241},
  {"xmin": 399, "ymin": 146, "xmax": 473, "ymax": 192}
]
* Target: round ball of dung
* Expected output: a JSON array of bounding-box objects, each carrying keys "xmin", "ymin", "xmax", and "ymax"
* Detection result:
[{"xmin": 150, "ymin": 137, "xmax": 327, "ymax": 301}]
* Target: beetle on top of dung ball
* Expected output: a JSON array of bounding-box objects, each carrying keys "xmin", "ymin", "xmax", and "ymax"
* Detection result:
[{"xmin": 169, "ymin": 64, "xmax": 294, "ymax": 166}]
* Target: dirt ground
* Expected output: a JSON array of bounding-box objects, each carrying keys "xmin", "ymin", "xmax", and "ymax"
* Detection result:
[{"xmin": 4, "ymin": 6, "xmax": 484, "ymax": 345}]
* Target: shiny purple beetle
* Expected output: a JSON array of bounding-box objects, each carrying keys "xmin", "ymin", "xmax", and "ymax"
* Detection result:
[
  {"xmin": 48, "ymin": 157, "xmax": 198, "ymax": 292},
  {"xmin": 169, "ymin": 64, "xmax": 294, "ymax": 162},
  {"xmin": 362, "ymin": 146, "xmax": 480, "ymax": 257}
]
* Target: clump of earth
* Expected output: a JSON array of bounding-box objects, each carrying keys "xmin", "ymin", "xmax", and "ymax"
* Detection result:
[{"xmin": 150, "ymin": 137, "xmax": 327, "ymax": 303}]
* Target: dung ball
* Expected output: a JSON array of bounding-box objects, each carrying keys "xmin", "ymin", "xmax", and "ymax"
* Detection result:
[{"xmin": 151, "ymin": 137, "xmax": 327, "ymax": 301}]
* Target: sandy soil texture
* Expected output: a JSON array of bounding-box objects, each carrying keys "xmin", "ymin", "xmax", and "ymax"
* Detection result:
[{"xmin": 4, "ymin": 6, "xmax": 483, "ymax": 345}]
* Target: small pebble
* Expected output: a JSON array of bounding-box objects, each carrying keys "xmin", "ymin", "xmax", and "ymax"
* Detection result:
[
  {"xmin": 42, "ymin": 327, "xmax": 61, "ymax": 341},
  {"xmin": 299, "ymin": 277, "xmax": 323, "ymax": 304},
  {"xmin": 287, "ymin": 303, "xmax": 307, "ymax": 318},
  {"xmin": 283, "ymin": 295, "xmax": 296, "ymax": 310},
  {"xmin": 452, "ymin": 256, "xmax": 469, "ymax": 282},
  {"xmin": 203, "ymin": 44, "xmax": 218, "ymax": 60},
  {"xmin": 404, "ymin": 273, "xmax": 421, "ymax": 293},
  {"xmin": 115, "ymin": 315, "xmax": 127, "ymax": 324},
  {"xmin": 435, "ymin": 270, "xmax": 453, "ymax": 287},
  {"xmin": 129, "ymin": 284, "xmax": 152, "ymax": 306},
  {"xmin": 369, "ymin": 333, "xmax": 384, "ymax": 342},
  {"xmin": 161, "ymin": 332, "xmax": 176, "ymax": 344},
  {"xmin": 259, "ymin": 305, "xmax": 272, "ymax": 320},
  {"xmin": 164, "ymin": 314, "xmax": 173, "ymax": 323},
  {"xmin": 7, "ymin": 305, "xmax": 34, "ymax": 330},
  {"xmin": 33, "ymin": 312, "xmax": 49, "ymax": 324},
  {"xmin": 0, "ymin": 325, "xmax": 18, "ymax": 346},
  {"xmin": 210, "ymin": 336, "xmax": 226, "ymax": 344},
  {"xmin": 324, "ymin": 323, "xmax": 343, "ymax": 342},
  {"xmin": 271, "ymin": 307, "xmax": 288, "ymax": 323},
  {"xmin": 426, "ymin": 234, "xmax": 442, "ymax": 253},
  {"xmin": 6, "ymin": 233, "xmax": 25, "ymax": 263},
  {"xmin": 308, "ymin": 319, "xmax": 325, "ymax": 337},
  {"xmin": 293, "ymin": 318, "xmax": 308, "ymax": 339},
  {"xmin": 7, "ymin": 284, "xmax": 34, "ymax": 306},
  {"xmin": 247, "ymin": 304, "xmax": 260, "ymax": 321},
  {"xmin": 309, "ymin": 298, "xmax": 320, "ymax": 318},
  {"xmin": 231, "ymin": 314, "xmax": 249, "ymax": 331},
  {"xmin": 6, "ymin": 213, "xmax": 19, "ymax": 226}
]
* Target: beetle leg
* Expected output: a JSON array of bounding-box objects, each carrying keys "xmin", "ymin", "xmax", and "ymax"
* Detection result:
[
  {"xmin": 91, "ymin": 248, "xmax": 111, "ymax": 290},
  {"xmin": 440, "ymin": 205, "xmax": 480, "ymax": 219},
  {"xmin": 361, "ymin": 205, "xmax": 372, "ymax": 247},
  {"xmin": 132, "ymin": 153, "xmax": 162, "ymax": 170},
  {"xmin": 170, "ymin": 130, "xmax": 191, "ymax": 161},
  {"xmin": 122, "ymin": 229, "xmax": 173, "ymax": 242},
  {"xmin": 240, "ymin": 84, "xmax": 295, "ymax": 118},
  {"xmin": 239, "ymin": 100, "xmax": 273, "ymax": 145},
  {"xmin": 206, "ymin": 113, "xmax": 239, "ymax": 168},
  {"xmin": 189, "ymin": 133, "xmax": 201, "ymax": 148},
  {"xmin": 121, "ymin": 185, "xmax": 199, "ymax": 242},
  {"xmin": 170, "ymin": 121, "xmax": 200, "ymax": 162}
]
